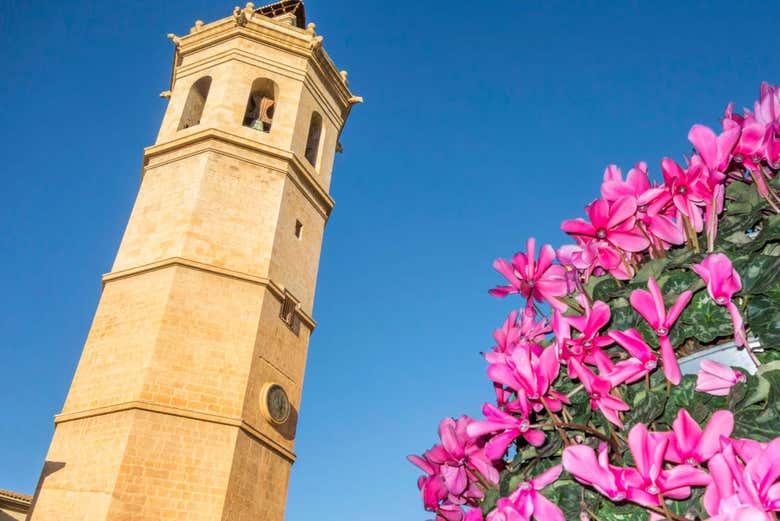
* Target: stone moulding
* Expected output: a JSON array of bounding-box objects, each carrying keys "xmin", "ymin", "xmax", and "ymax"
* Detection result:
[
  {"xmin": 142, "ymin": 127, "xmax": 336, "ymax": 220},
  {"xmin": 102, "ymin": 256, "xmax": 317, "ymax": 331},
  {"xmin": 53, "ymin": 400, "xmax": 297, "ymax": 463}
]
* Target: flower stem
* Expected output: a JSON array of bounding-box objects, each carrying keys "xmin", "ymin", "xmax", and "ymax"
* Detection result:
[
  {"xmin": 470, "ymin": 467, "xmax": 495, "ymax": 492},
  {"xmin": 648, "ymin": 493, "xmax": 685, "ymax": 521},
  {"xmin": 637, "ymin": 221, "xmax": 663, "ymax": 258},
  {"xmin": 535, "ymin": 421, "xmax": 610, "ymax": 443},
  {"xmin": 541, "ymin": 400, "xmax": 572, "ymax": 446},
  {"xmin": 566, "ymin": 384, "xmax": 584, "ymax": 398},
  {"xmin": 681, "ymin": 215, "xmax": 700, "ymax": 253}
]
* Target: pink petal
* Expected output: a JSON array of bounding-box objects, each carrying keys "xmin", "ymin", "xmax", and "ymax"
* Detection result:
[
  {"xmin": 671, "ymin": 409, "xmax": 702, "ymax": 460},
  {"xmin": 441, "ymin": 464, "xmax": 468, "ymax": 495},
  {"xmin": 701, "ymin": 359, "xmax": 739, "ymax": 381},
  {"xmin": 523, "ymin": 428, "xmax": 546, "ymax": 447},
  {"xmin": 439, "ymin": 419, "xmax": 462, "ymax": 457},
  {"xmin": 531, "ymin": 494, "xmax": 565, "ymax": 521},
  {"xmin": 587, "ymin": 199, "xmax": 611, "ymax": 228},
  {"xmin": 659, "ymin": 337, "xmax": 682, "ymax": 385},
  {"xmin": 608, "ymin": 197, "xmax": 638, "ymax": 229},
  {"xmin": 666, "ymin": 290, "xmax": 693, "ymax": 326},
  {"xmin": 608, "ymin": 230, "xmax": 650, "ymax": 252},
  {"xmin": 531, "ymin": 464, "xmax": 562, "ymax": 490},
  {"xmin": 630, "ymin": 289, "xmax": 662, "ymax": 329},
  {"xmin": 689, "ymin": 124, "xmax": 719, "ymax": 170},
  {"xmin": 561, "ymin": 218, "xmax": 596, "ymax": 237},
  {"xmin": 485, "ymin": 429, "xmax": 519, "ymax": 460},
  {"xmin": 699, "ymin": 410, "xmax": 734, "ymax": 462}
]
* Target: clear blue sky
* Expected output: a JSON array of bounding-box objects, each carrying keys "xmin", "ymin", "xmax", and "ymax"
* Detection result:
[{"xmin": 1, "ymin": 1, "xmax": 778, "ymax": 520}]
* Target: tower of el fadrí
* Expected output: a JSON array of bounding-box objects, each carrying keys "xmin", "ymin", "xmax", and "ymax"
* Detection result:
[{"xmin": 27, "ymin": 2, "xmax": 361, "ymax": 519}]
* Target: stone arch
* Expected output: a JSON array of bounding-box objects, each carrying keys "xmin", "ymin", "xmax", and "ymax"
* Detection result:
[
  {"xmin": 178, "ymin": 76, "xmax": 212, "ymax": 130},
  {"xmin": 304, "ymin": 111, "xmax": 323, "ymax": 167},
  {"xmin": 243, "ymin": 78, "xmax": 278, "ymax": 132}
]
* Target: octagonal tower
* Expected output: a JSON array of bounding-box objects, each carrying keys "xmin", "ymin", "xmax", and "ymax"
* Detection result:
[{"xmin": 29, "ymin": 2, "xmax": 361, "ymax": 519}]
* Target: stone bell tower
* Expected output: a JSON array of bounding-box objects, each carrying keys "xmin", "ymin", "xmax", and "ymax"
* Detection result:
[{"xmin": 29, "ymin": 2, "xmax": 360, "ymax": 519}]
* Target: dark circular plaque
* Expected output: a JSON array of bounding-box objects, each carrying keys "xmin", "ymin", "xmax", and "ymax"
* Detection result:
[{"xmin": 261, "ymin": 383, "xmax": 291, "ymax": 424}]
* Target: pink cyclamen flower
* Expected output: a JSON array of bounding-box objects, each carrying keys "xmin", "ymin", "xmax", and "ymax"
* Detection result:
[
  {"xmin": 557, "ymin": 298, "xmax": 614, "ymax": 373},
  {"xmin": 488, "ymin": 345, "xmax": 568, "ymax": 413},
  {"xmin": 489, "ymin": 238, "xmax": 569, "ymax": 312},
  {"xmin": 664, "ymin": 408, "xmax": 734, "ymax": 465},
  {"xmin": 606, "ymin": 329, "xmax": 659, "ymax": 386},
  {"xmin": 485, "ymin": 309, "xmax": 546, "ymax": 364},
  {"xmin": 692, "ymin": 253, "xmax": 748, "ymax": 346},
  {"xmin": 688, "ymin": 123, "xmax": 740, "ymax": 174},
  {"xmin": 600, "ymin": 163, "xmax": 684, "ymax": 251},
  {"xmin": 467, "ymin": 403, "xmax": 545, "ymax": 460},
  {"xmin": 661, "ymin": 157, "xmax": 711, "ymax": 232},
  {"xmin": 601, "ymin": 162, "xmax": 661, "ymax": 203},
  {"xmin": 507, "ymin": 465, "xmax": 565, "ymax": 521},
  {"xmin": 409, "ymin": 416, "xmax": 499, "ymax": 513},
  {"xmin": 486, "ymin": 498, "xmax": 532, "ymax": 521},
  {"xmin": 556, "ymin": 244, "xmax": 581, "ymax": 293},
  {"xmin": 706, "ymin": 494, "xmax": 771, "ymax": 521},
  {"xmin": 696, "ymin": 360, "xmax": 747, "ymax": 396},
  {"xmin": 625, "ymin": 423, "xmax": 711, "ymax": 507},
  {"xmin": 562, "ymin": 443, "xmax": 635, "ymax": 502},
  {"xmin": 561, "ymin": 196, "xmax": 650, "ymax": 253},
  {"xmin": 704, "ymin": 438, "xmax": 780, "ymax": 518},
  {"xmin": 569, "ymin": 358, "xmax": 629, "ymax": 428},
  {"xmin": 629, "ymin": 276, "xmax": 693, "ymax": 384}
]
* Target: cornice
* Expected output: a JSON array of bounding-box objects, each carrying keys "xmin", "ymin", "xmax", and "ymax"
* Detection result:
[
  {"xmin": 143, "ymin": 128, "xmax": 335, "ymax": 219},
  {"xmin": 54, "ymin": 401, "xmax": 297, "ymax": 463},
  {"xmin": 103, "ymin": 257, "xmax": 317, "ymax": 330}
]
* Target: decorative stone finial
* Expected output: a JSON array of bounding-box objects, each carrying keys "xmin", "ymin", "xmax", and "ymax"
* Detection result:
[
  {"xmin": 310, "ymin": 35, "xmax": 323, "ymax": 50},
  {"xmin": 306, "ymin": 22, "xmax": 316, "ymax": 36},
  {"xmin": 243, "ymin": 3, "xmax": 255, "ymax": 21},
  {"xmin": 340, "ymin": 70, "xmax": 348, "ymax": 84},
  {"xmin": 233, "ymin": 6, "xmax": 247, "ymax": 26},
  {"xmin": 190, "ymin": 20, "xmax": 204, "ymax": 34},
  {"xmin": 167, "ymin": 33, "xmax": 181, "ymax": 46}
]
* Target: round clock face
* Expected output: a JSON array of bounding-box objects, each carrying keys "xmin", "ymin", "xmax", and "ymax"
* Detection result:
[{"xmin": 264, "ymin": 383, "xmax": 291, "ymax": 424}]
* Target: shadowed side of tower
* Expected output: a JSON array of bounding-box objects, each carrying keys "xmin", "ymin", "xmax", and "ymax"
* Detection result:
[{"xmin": 28, "ymin": 3, "xmax": 361, "ymax": 520}]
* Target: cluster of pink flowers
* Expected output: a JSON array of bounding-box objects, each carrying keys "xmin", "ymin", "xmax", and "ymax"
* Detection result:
[
  {"xmin": 408, "ymin": 417, "xmax": 500, "ymax": 520},
  {"xmin": 410, "ymin": 83, "xmax": 780, "ymax": 521},
  {"xmin": 563, "ymin": 409, "xmax": 780, "ymax": 521}
]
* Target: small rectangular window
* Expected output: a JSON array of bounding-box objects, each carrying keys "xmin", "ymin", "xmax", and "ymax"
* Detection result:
[{"xmin": 279, "ymin": 294, "xmax": 300, "ymax": 336}]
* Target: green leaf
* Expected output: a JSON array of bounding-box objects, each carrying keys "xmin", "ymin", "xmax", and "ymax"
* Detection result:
[
  {"xmin": 541, "ymin": 479, "xmax": 586, "ymax": 521},
  {"xmin": 583, "ymin": 275, "xmax": 614, "ymax": 302},
  {"xmin": 658, "ymin": 375, "xmax": 697, "ymax": 427},
  {"xmin": 729, "ymin": 372, "xmax": 768, "ymax": 410},
  {"xmin": 727, "ymin": 381, "xmax": 747, "ymax": 410},
  {"xmin": 596, "ymin": 500, "xmax": 647, "ymax": 521},
  {"xmin": 633, "ymin": 258, "xmax": 670, "ymax": 283},
  {"xmin": 624, "ymin": 389, "xmax": 667, "ymax": 429},
  {"xmin": 750, "ymin": 214, "xmax": 780, "ymax": 251},
  {"xmin": 667, "ymin": 487, "xmax": 705, "ymax": 519},
  {"xmin": 734, "ymin": 254, "xmax": 780, "ymax": 295},
  {"xmin": 480, "ymin": 488, "xmax": 499, "ymax": 515},
  {"xmin": 659, "ymin": 269, "xmax": 703, "ymax": 296},
  {"xmin": 748, "ymin": 291, "xmax": 780, "ymax": 349},
  {"xmin": 677, "ymin": 290, "xmax": 735, "ymax": 344},
  {"xmin": 732, "ymin": 369, "xmax": 780, "ymax": 441},
  {"xmin": 609, "ymin": 302, "xmax": 644, "ymax": 332}
]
